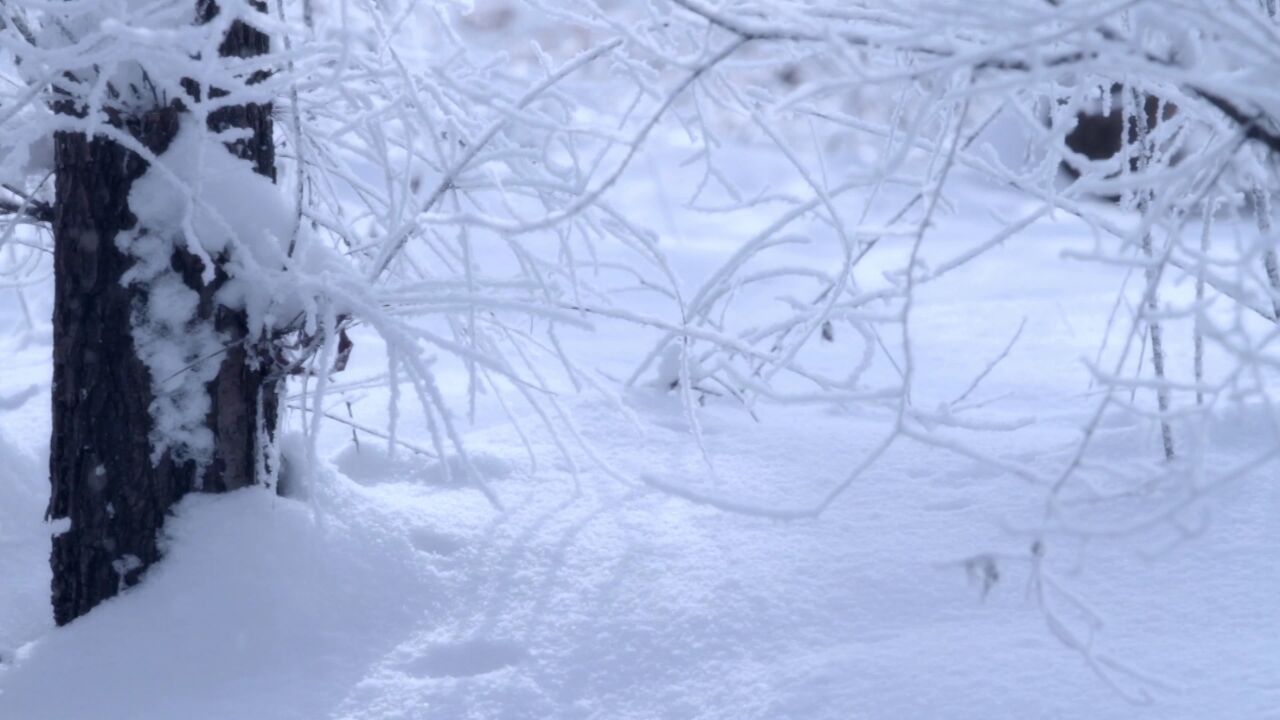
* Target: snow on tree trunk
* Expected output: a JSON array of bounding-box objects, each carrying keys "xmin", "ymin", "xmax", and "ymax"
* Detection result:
[{"xmin": 46, "ymin": 10, "xmax": 278, "ymax": 626}]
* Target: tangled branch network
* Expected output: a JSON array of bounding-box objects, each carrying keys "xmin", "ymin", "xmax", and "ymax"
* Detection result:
[{"xmin": 2, "ymin": 0, "xmax": 1279, "ymax": 699}]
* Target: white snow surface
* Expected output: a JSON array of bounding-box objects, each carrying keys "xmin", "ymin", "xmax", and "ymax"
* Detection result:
[{"xmin": 2, "ymin": 171, "xmax": 1279, "ymax": 718}]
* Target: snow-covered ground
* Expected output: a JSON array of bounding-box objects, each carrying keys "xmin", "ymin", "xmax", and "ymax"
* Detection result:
[{"xmin": 1, "ymin": 162, "xmax": 1278, "ymax": 719}]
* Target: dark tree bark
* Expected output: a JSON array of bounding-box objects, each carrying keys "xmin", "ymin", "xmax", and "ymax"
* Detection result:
[
  {"xmin": 48, "ymin": 108, "xmax": 183, "ymax": 625},
  {"xmin": 47, "ymin": 12, "xmax": 279, "ymax": 626},
  {"xmin": 1064, "ymin": 87, "xmax": 1172, "ymax": 170}
]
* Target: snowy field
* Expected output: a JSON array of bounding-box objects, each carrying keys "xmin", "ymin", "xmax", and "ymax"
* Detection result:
[{"xmin": 1, "ymin": 146, "xmax": 1277, "ymax": 719}]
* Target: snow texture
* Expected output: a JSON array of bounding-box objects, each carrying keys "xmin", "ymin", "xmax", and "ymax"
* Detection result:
[
  {"xmin": 127, "ymin": 121, "xmax": 293, "ymax": 263},
  {"xmin": 2, "ymin": 173, "xmax": 1278, "ymax": 718},
  {"xmin": 3, "ymin": 0, "xmax": 1280, "ymax": 716},
  {"xmin": 121, "ymin": 119, "xmax": 299, "ymax": 468}
]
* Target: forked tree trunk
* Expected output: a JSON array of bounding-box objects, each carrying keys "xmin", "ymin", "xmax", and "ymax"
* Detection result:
[{"xmin": 46, "ymin": 11, "xmax": 278, "ymax": 626}]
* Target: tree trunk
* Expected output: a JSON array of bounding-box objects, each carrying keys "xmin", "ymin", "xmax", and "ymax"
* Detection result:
[{"xmin": 46, "ymin": 13, "xmax": 278, "ymax": 626}]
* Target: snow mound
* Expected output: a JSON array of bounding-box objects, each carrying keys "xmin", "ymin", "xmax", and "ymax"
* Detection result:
[{"xmin": 0, "ymin": 470, "xmax": 436, "ymax": 720}]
